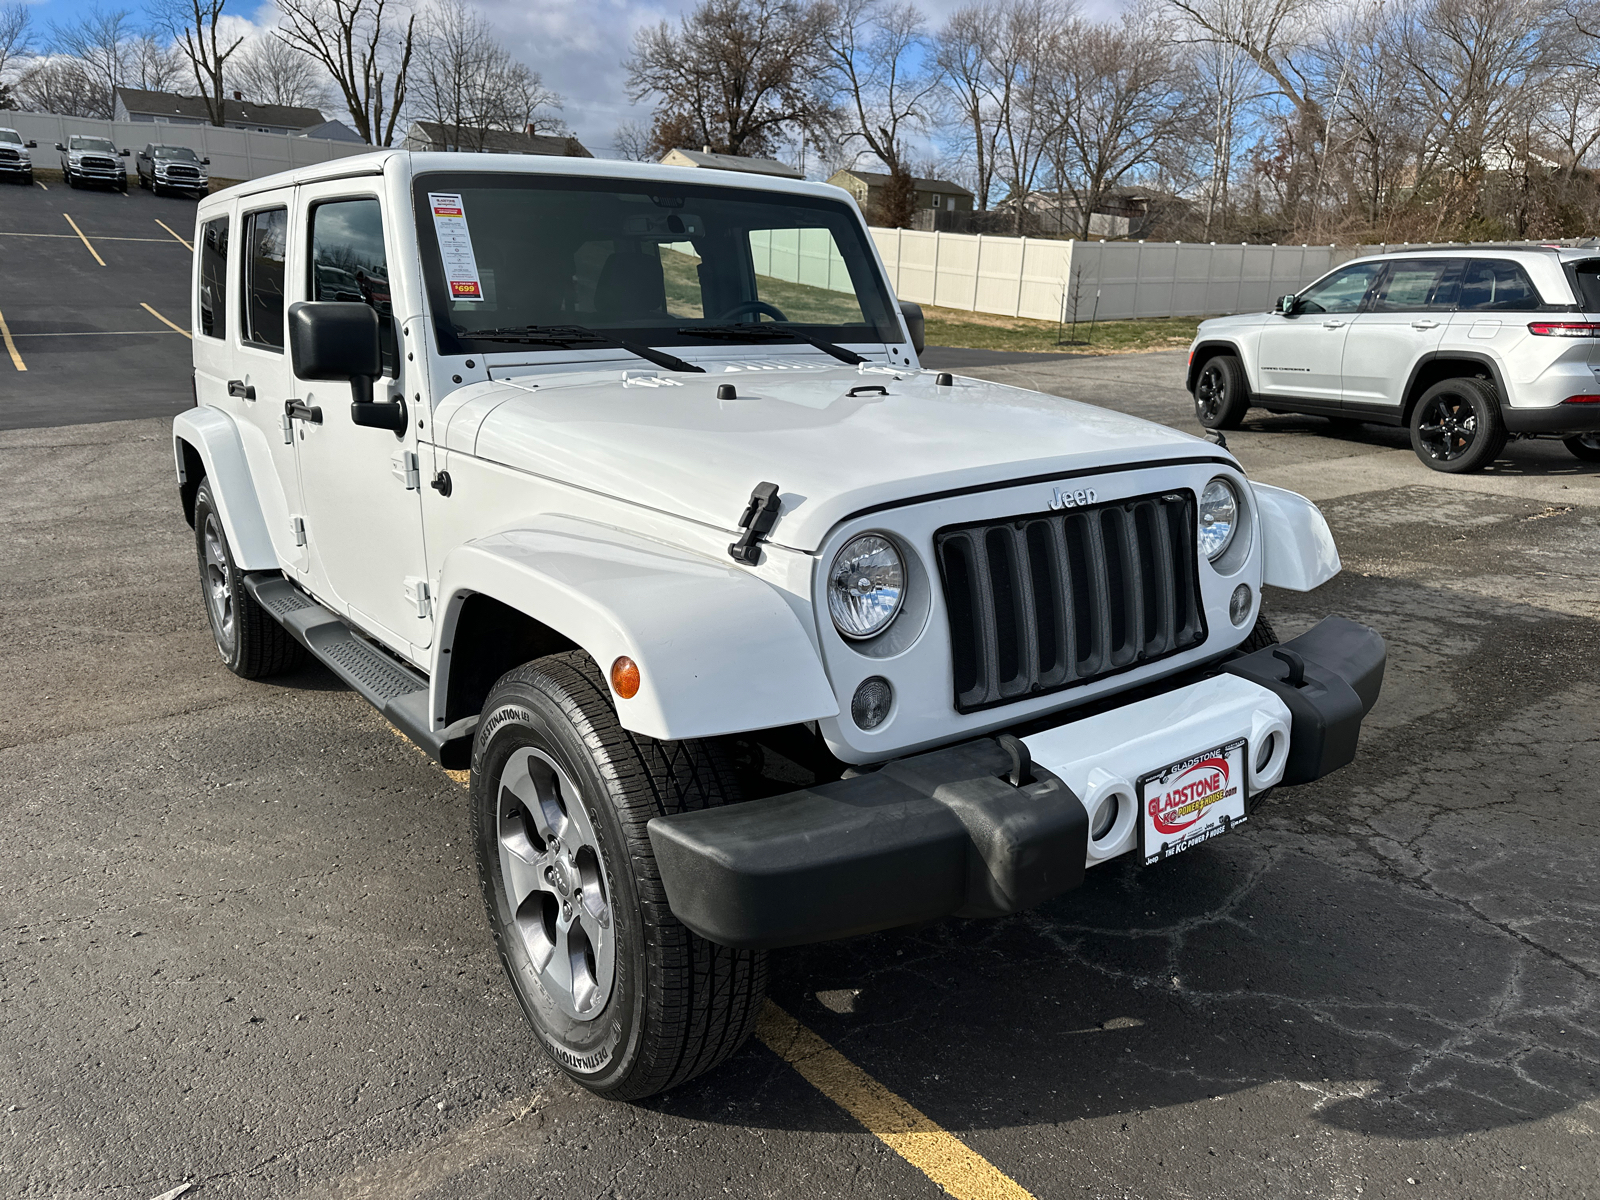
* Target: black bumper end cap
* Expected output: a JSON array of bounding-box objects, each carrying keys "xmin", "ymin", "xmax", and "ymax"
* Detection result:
[
  {"xmin": 647, "ymin": 740, "xmax": 1088, "ymax": 950},
  {"xmin": 1224, "ymin": 616, "xmax": 1385, "ymax": 786}
]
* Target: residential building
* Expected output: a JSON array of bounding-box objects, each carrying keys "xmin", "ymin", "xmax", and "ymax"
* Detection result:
[
  {"xmin": 114, "ymin": 87, "xmax": 326, "ymax": 136},
  {"xmin": 401, "ymin": 122, "xmax": 592, "ymax": 157},
  {"xmin": 827, "ymin": 169, "xmax": 975, "ymax": 217},
  {"xmin": 659, "ymin": 147, "xmax": 803, "ymax": 179}
]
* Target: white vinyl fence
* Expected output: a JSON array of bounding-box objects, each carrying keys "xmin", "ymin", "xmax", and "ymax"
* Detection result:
[
  {"xmin": 867, "ymin": 227, "xmax": 1525, "ymax": 322},
  {"xmin": 2, "ymin": 110, "xmax": 371, "ymax": 184}
]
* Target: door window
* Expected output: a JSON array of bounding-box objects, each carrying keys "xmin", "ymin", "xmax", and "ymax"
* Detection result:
[
  {"xmin": 1297, "ymin": 263, "xmax": 1381, "ymax": 314},
  {"xmin": 242, "ymin": 208, "xmax": 288, "ymax": 350},
  {"xmin": 1370, "ymin": 259, "xmax": 1463, "ymax": 311},
  {"xmin": 198, "ymin": 216, "xmax": 228, "ymax": 340},
  {"xmin": 309, "ymin": 197, "xmax": 397, "ymax": 375},
  {"xmin": 1459, "ymin": 260, "xmax": 1541, "ymax": 311}
]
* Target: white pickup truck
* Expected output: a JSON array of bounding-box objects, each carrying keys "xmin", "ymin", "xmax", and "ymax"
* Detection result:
[{"xmin": 173, "ymin": 152, "xmax": 1384, "ymax": 1099}]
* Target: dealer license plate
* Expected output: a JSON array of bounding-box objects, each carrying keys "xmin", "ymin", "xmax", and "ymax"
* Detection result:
[{"xmin": 1137, "ymin": 739, "xmax": 1248, "ymax": 865}]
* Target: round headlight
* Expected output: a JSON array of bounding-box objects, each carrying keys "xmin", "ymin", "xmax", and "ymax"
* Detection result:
[
  {"xmin": 1198, "ymin": 477, "xmax": 1240, "ymax": 561},
  {"xmin": 828, "ymin": 534, "xmax": 904, "ymax": 640}
]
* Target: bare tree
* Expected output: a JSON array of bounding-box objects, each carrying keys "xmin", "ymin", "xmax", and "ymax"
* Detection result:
[
  {"xmin": 151, "ymin": 0, "xmax": 244, "ymax": 126},
  {"xmin": 50, "ymin": 7, "xmax": 137, "ymax": 118},
  {"xmin": 0, "ymin": 2, "xmax": 31, "ymax": 82},
  {"xmin": 627, "ymin": 0, "xmax": 830, "ymax": 159},
  {"xmin": 819, "ymin": 0, "xmax": 940, "ymax": 224},
  {"xmin": 128, "ymin": 34, "xmax": 187, "ymax": 91},
  {"xmin": 611, "ymin": 119, "xmax": 655, "ymax": 161},
  {"xmin": 933, "ymin": 5, "xmax": 1004, "ymax": 210},
  {"xmin": 228, "ymin": 33, "xmax": 330, "ymax": 109},
  {"xmin": 277, "ymin": 0, "xmax": 416, "ymax": 146},
  {"xmin": 412, "ymin": 0, "xmax": 561, "ymax": 148},
  {"xmin": 13, "ymin": 57, "xmax": 105, "ymax": 116}
]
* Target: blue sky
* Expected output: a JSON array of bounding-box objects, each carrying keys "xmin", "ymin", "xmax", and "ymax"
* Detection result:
[{"xmin": 22, "ymin": 0, "xmax": 1126, "ymax": 159}]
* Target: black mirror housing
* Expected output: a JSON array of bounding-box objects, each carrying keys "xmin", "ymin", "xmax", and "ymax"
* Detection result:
[
  {"xmin": 202, "ymin": 157, "xmax": 210, "ymax": 165},
  {"xmin": 25, "ymin": 140, "xmax": 36, "ymax": 149},
  {"xmin": 54, "ymin": 143, "xmax": 64, "ymax": 151},
  {"xmin": 119, "ymin": 148, "xmax": 130, "ymax": 156},
  {"xmin": 288, "ymin": 302, "xmax": 405, "ymax": 434},
  {"xmin": 899, "ymin": 299, "xmax": 925, "ymax": 355}
]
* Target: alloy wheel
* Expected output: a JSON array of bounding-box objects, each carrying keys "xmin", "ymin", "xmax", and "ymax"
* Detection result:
[
  {"xmin": 496, "ymin": 747, "xmax": 616, "ymax": 1021},
  {"xmin": 201, "ymin": 512, "xmax": 235, "ymax": 656},
  {"xmin": 1415, "ymin": 393, "xmax": 1478, "ymax": 463},
  {"xmin": 1195, "ymin": 362, "xmax": 1226, "ymax": 422}
]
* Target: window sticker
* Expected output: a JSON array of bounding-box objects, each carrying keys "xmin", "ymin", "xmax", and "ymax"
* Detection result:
[{"xmin": 428, "ymin": 192, "xmax": 483, "ymax": 301}]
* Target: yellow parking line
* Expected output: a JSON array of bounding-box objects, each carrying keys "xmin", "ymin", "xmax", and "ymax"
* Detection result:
[
  {"xmin": 758, "ymin": 1001, "xmax": 1035, "ymax": 1200},
  {"xmin": 35, "ymin": 181, "xmax": 47, "ymax": 191},
  {"xmin": 0, "ymin": 308, "xmax": 25, "ymax": 371},
  {"xmin": 154, "ymin": 219, "xmax": 192, "ymax": 250},
  {"xmin": 63, "ymin": 213, "xmax": 105, "ymax": 266},
  {"xmin": 390, "ymin": 726, "xmax": 1033, "ymax": 1198},
  {"xmin": 140, "ymin": 303, "xmax": 191, "ymax": 339}
]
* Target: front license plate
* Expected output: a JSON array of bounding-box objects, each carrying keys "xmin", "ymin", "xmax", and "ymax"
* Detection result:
[{"xmin": 1137, "ymin": 739, "xmax": 1248, "ymax": 865}]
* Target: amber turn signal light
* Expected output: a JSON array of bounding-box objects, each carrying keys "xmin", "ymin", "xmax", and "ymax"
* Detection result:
[{"xmin": 610, "ymin": 656, "xmax": 640, "ymax": 699}]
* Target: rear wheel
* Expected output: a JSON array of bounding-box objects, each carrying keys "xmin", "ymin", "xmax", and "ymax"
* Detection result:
[
  {"xmin": 1194, "ymin": 354, "xmax": 1251, "ymax": 430},
  {"xmin": 1563, "ymin": 433, "xmax": 1600, "ymax": 462},
  {"xmin": 192, "ymin": 480, "xmax": 307, "ymax": 679},
  {"xmin": 472, "ymin": 651, "xmax": 767, "ymax": 1100},
  {"xmin": 1409, "ymin": 377, "xmax": 1507, "ymax": 473}
]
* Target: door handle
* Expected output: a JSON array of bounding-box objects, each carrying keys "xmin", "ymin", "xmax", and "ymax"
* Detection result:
[
  {"xmin": 1411, "ymin": 319, "xmax": 1440, "ymax": 330},
  {"xmin": 1322, "ymin": 320, "xmax": 1346, "ymax": 329},
  {"xmin": 285, "ymin": 399, "xmax": 323, "ymax": 424},
  {"xmin": 228, "ymin": 379, "xmax": 255, "ymax": 400}
]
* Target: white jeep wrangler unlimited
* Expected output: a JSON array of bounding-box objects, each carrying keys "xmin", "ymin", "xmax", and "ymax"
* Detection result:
[{"xmin": 174, "ymin": 153, "xmax": 1385, "ymax": 1099}]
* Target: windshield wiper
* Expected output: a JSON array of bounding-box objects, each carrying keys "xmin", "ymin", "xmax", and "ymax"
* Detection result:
[
  {"xmin": 458, "ymin": 324, "xmax": 705, "ymax": 374},
  {"xmin": 676, "ymin": 323, "xmax": 866, "ymax": 365}
]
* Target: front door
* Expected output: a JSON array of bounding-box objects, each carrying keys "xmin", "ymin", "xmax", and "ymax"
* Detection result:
[
  {"xmin": 1341, "ymin": 258, "xmax": 1459, "ymax": 414},
  {"xmin": 290, "ymin": 184, "xmax": 432, "ymax": 656},
  {"xmin": 1256, "ymin": 260, "xmax": 1383, "ymax": 407}
]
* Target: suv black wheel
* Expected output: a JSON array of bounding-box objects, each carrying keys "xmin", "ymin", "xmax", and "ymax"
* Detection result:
[
  {"xmin": 1409, "ymin": 377, "xmax": 1507, "ymax": 473},
  {"xmin": 472, "ymin": 651, "xmax": 767, "ymax": 1100},
  {"xmin": 1563, "ymin": 433, "xmax": 1600, "ymax": 462},
  {"xmin": 192, "ymin": 480, "xmax": 307, "ymax": 679},
  {"xmin": 1194, "ymin": 354, "xmax": 1250, "ymax": 429}
]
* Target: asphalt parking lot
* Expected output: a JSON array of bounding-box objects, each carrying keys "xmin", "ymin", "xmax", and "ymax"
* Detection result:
[{"xmin": 3, "ymin": 177, "xmax": 1600, "ymax": 1199}]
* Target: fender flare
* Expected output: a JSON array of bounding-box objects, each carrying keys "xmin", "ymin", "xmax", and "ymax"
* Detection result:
[
  {"xmin": 1251, "ymin": 482, "xmax": 1340, "ymax": 591},
  {"xmin": 1399, "ymin": 350, "xmax": 1509, "ymax": 423},
  {"xmin": 431, "ymin": 518, "xmax": 839, "ymax": 742},
  {"xmin": 172, "ymin": 407, "xmax": 278, "ymax": 570},
  {"xmin": 1187, "ymin": 339, "xmax": 1254, "ymax": 395}
]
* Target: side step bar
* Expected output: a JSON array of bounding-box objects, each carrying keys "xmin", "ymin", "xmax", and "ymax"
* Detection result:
[{"xmin": 243, "ymin": 573, "xmax": 476, "ymax": 769}]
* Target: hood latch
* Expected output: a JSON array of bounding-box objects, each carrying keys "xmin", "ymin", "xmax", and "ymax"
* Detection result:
[{"xmin": 728, "ymin": 482, "xmax": 781, "ymax": 565}]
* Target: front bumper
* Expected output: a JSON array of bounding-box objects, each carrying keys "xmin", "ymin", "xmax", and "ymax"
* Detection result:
[{"xmin": 648, "ymin": 617, "xmax": 1385, "ymax": 949}]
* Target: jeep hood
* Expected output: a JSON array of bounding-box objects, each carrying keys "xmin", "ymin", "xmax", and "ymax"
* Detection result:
[{"xmin": 444, "ymin": 366, "xmax": 1227, "ymax": 553}]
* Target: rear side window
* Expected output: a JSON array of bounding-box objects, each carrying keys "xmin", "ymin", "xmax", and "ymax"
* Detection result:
[
  {"xmin": 1459, "ymin": 260, "xmax": 1540, "ymax": 312},
  {"xmin": 1568, "ymin": 259, "xmax": 1600, "ymax": 310},
  {"xmin": 197, "ymin": 216, "xmax": 228, "ymax": 340},
  {"xmin": 1371, "ymin": 259, "xmax": 1462, "ymax": 311},
  {"xmin": 308, "ymin": 197, "xmax": 396, "ymax": 375},
  {"xmin": 242, "ymin": 207, "xmax": 288, "ymax": 350}
]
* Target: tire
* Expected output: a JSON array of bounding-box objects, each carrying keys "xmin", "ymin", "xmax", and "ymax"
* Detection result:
[
  {"xmin": 65, "ymin": 171, "xmax": 78, "ymax": 188},
  {"xmin": 192, "ymin": 480, "xmax": 307, "ymax": 679},
  {"xmin": 1193, "ymin": 353, "xmax": 1251, "ymax": 429},
  {"xmin": 1409, "ymin": 376, "xmax": 1507, "ymax": 473},
  {"xmin": 1237, "ymin": 609, "xmax": 1279, "ymax": 654},
  {"xmin": 471, "ymin": 651, "xmax": 767, "ymax": 1101},
  {"xmin": 1563, "ymin": 433, "xmax": 1600, "ymax": 462}
]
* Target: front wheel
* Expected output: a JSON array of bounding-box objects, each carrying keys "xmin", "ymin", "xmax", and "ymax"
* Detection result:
[
  {"xmin": 1409, "ymin": 377, "xmax": 1507, "ymax": 473},
  {"xmin": 472, "ymin": 652, "xmax": 767, "ymax": 1100},
  {"xmin": 1563, "ymin": 433, "xmax": 1600, "ymax": 462},
  {"xmin": 1194, "ymin": 354, "xmax": 1251, "ymax": 429}
]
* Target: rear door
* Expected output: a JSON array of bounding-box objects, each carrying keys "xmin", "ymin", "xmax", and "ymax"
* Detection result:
[
  {"xmin": 1340, "ymin": 257, "xmax": 1460, "ymax": 415},
  {"xmin": 1444, "ymin": 259, "xmax": 1544, "ymax": 385},
  {"xmin": 1255, "ymin": 260, "xmax": 1382, "ymax": 406},
  {"xmin": 290, "ymin": 180, "xmax": 432, "ymax": 656}
]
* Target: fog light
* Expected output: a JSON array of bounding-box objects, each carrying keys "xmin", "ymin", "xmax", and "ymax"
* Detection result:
[
  {"xmin": 609, "ymin": 656, "xmax": 640, "ymax": 699},
  {"xmin": 1229, "ymin": 583, "xmax": 1253, "ymax": 626},
  {"xmin": 851, "ymin": 677, "xmax": 893, "ymax": 730}
]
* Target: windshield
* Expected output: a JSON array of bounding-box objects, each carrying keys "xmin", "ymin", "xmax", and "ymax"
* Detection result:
[
  {"xmin": 154, "ymin": 146, "xmax": 198, "ymax": 160},
  {"xmin": 0, "ymin": 130, "xmax": 20, "ymax": 145},
  {"xmin": 69, "ymin": 137, "xmax": 116, "ymax": 153},
  {"xmin": 413, "ymin": 173, "xmax": 901, "ymax": 356}
]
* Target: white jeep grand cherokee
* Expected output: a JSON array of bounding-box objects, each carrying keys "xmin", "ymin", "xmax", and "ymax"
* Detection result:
[
  {"xmin": 1187, "ymin": 246, "xmax": 1600, "ymax": 471},
  {"xmin": 174, "ymin": 153, "xmax": 1384, "ymax": 1099}
]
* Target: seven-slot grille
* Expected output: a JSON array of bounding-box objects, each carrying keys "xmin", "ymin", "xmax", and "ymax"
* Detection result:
[
  {"xmin": 0, "ymin": 149, "xmax": 18, "ymax": 162},
  {"xmin": 81, "ymin": 156, "xmax": 116, "ymax": 170},
  {"xmin": 165, "ymin": 165, "xmax": 199, "ymax": 178},
  {"xmin": 935, "ymin": 489, "xmax": 1207, "ymax": 712}
]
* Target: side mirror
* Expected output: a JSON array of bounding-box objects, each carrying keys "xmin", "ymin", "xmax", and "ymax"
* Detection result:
[
  {"xmin": 1275, "ymin": 294, "xmax": 1297, "ymax": 315},
  {"xmin": 119, "ymin": 148, "xmax": 130, "ymax": 156},
  {"xmin": 54, "ymin": 143, "xmax": 64, "ymax": 152},
  {"xmin": 899, "ymin": 299, "xmax": 925, "ymax": 355},
  {"xmin": 202, "ymin": 157, "xmax": 210, "ymax": 165},
  {"xmin": 25, "ymin": 140, "xmax": 36, "ymax": 149},
  {"xmin": 287, "ymin": 301, "xmax": 405, "ymax": 434}
]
